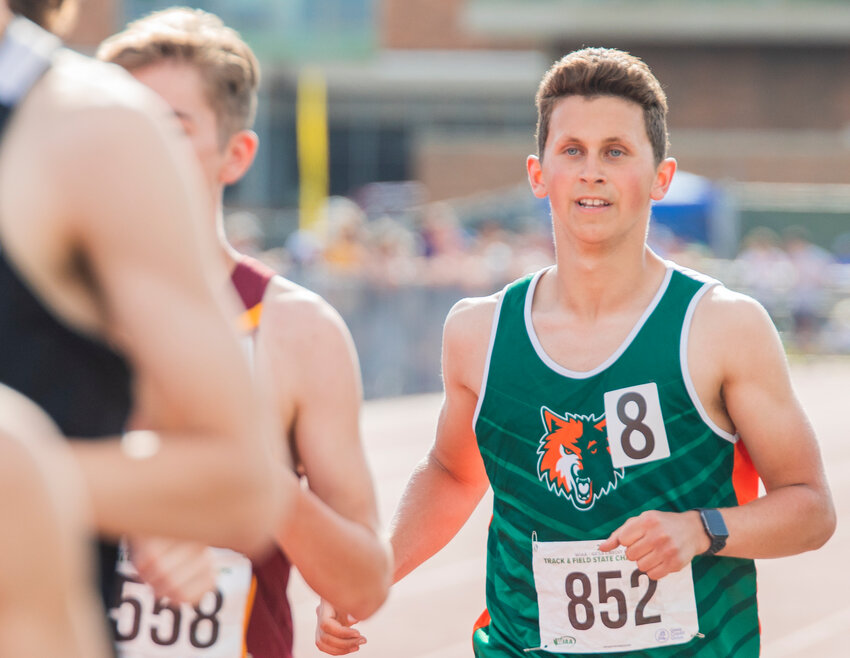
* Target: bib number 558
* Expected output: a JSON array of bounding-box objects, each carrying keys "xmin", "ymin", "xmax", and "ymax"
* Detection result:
[{"xmin": 111, "ymin": 573, "xmax": 224, "ymax": 649}]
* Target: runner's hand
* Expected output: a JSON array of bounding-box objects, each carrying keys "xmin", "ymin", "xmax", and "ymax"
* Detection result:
[
  {"xmin": 129, "ymin": 536, "xmax": 217, "ymax": 605},
  {"xmin": 315, "ymin": 598, "xmax": 365, "ymax": 655},
  {"xmin": 598, "ymin": 510, "xmax": 710, "ymax": 580}
]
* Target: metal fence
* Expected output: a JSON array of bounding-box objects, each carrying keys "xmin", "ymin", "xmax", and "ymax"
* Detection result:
[{"xmin": 290, "ymin": 261, "xmax": 850, "ymax": 400}]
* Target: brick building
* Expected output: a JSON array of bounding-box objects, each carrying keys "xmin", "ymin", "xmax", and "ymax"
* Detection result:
[{"xmin": 69, "ymin": 1, "xmax": 850, "ymax": 206}]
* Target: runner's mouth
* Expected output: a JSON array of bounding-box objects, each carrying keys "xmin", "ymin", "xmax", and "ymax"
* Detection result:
[{"xmin": 577, "ymin": 198, "xmax": 611, "ymax": 208}]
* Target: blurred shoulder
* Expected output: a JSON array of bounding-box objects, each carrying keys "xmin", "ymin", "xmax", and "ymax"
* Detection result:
[
  {"xmin": 444, "ymin": 291, "xmax": 503, "ymax": 354},
  {"xmin": 693, "ymin": 283, "xmax": 774, "ymax": 337},
  {"xmin": 0, "ymin": 385, "xmax": 60, "ymax": 444},
  {"xmin": 23, "ymin": 52, "xmax": 177, "ymax": 156},
  {"xmin": 690, "ymin": 283, "xmax": 784, "ymax": 375},
  {"xmin": 260, "ymin": 276, "xmax": 353, "ymax": 347}
]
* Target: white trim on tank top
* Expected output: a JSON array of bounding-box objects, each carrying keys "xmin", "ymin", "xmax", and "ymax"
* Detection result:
[
  {"xmin": 523, "ymin": 263, "xmax": 674, "ymax": 380},
  {"xmin": 471, "ymin": 286, "xmax": 508, "ymax": 432},
  {"xmin": 680, "ymin": 281, "xmax": 739, "ymax": 444}
]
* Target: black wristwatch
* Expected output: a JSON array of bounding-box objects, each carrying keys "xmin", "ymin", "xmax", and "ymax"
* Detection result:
[{"xmin": 697, "ymin": 508, "xmax": 728, "ymax": 556}]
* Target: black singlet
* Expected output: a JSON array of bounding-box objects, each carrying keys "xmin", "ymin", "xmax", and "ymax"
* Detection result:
[{"xmin": 0, "ymin": 17, "xmax": 132, "ymax": 610}]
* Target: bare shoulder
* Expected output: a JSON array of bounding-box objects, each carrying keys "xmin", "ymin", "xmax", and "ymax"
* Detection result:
[
  {"xmin": 3, "ymin": 52, "xmax": 191, "ymax": 224},
  {"xmin": 0, "ymin": 385, "xmax": 60, "ymax": 444},
  {"xmin": 260, "ymin": 277, "xmax": 352, "ymax": 348},
  {"xmin": 444, "ymin": 292, "xmax": 502, "ymax": 348},
  {"xmin": 445, "ymin": 292, "xmax": 502, "ymax": 336},
  {"xmin": 1, "ymin": 53, "xmax": 166, "ymax": 200},
  {"xmin": 691, "ymin": 283, "xmax": 785, "ymax": 378},
  {"xmin": 692, "ymin": 284, "xmax": 777, "ymax": 345},
  {"xmin": 20, "ymin": 53, "xmax": 170, "ymax": 149},
  {"xmin": 443, "ymin": 292, "xmax": 502, "ymax": 394},
  {"xmin": 256, "ymin": 277, "xmax": 361, "ymax": 418}
]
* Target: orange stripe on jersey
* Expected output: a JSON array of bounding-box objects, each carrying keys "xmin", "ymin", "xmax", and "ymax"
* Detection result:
[
  {"xmin": 242, "ymin": 575, "xmax": 259, "ymax": 658},
  {"xmin": 238, "ymin": 302, "xmax": 263, "ymax": 333},
  {"xmin": 473, "ymin": 607, "xmax": 491, "ymax": 633},
  {"xmin": 732, "ymin": 440, "xmax": 759, "ymax": 505}
]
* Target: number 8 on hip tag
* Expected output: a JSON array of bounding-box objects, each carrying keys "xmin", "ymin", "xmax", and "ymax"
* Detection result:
[{"xmin": 603, "ymin": 383, "xmax": 669, "ymax": 469}]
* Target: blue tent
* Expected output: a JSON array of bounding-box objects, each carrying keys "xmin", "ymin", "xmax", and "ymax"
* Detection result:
[{"xmin": 651, "ymin": 170, "xmax": 717, "ymax": 245}]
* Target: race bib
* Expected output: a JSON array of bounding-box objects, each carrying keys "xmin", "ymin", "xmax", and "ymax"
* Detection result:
[
  {"xmin": 531, "ymin": 538, "xmax": 698, "ymax": 653},
  {"xmin": 603, "ymin": 383, "xmax": 670, "ymax": 469},
  {"xmin": 110, "ymin": 544, "xmax": 254, "ymax": 658}
]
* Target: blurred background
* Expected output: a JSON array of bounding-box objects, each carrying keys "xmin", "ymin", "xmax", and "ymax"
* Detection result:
[{"xmin": 70, "ymin": 0, "xmax": 850, "ymax": 399}]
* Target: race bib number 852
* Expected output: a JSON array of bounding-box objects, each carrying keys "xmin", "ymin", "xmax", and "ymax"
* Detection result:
[{"xmin": 532, "ymin": 539, "xmax": 698, "ymax": 653}]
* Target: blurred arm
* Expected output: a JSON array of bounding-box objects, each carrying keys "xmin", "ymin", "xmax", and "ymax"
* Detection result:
[
  {"xmin": 0, "ymin": 387, "xmax": 111, "ymax": 658},
  {"xmin": 262, "ymin": 291, "xmax": 391, "ymax": 621},
  {"xmin": 51, "ymin": 88, "xmax": 293, "ymax": 555}
]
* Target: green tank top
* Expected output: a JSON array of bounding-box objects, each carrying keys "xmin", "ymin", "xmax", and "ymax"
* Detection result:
[{"xmin": 472, "ymin": 263, "xmax": 759, "ymax": 657}]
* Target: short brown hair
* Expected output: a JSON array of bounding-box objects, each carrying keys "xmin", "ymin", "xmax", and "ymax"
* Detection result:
[
  {"xmin": 9, "ymin": 0, "xmax": 76, "ymax": 32},
  {"xmin": 97, "ymin": 7, "xmax": 259, "ymax": 146},
  {"xmin": 535, "ymin": 47, "xmax": 668, "ymax": 164}
]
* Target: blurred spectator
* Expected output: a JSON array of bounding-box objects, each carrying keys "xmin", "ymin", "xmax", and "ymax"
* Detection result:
[
  {"xmin": 225, "ymin": 210, "xmax": 290, "ymax": 273},
  {"xmin": 225, "ymin": 210, "xmax": 265, "ymax": 257},
  {"xmin": 832, "ymin": 231, "xmax": 850, "ymax": 264},
  {"xmin": 736, "ymin": 227, "xmax": 795, "ymax": 325},
  {"xmin": 285, "ymin": 228, "xmax": 323, "ymax": 269},
  {"xmin": 364, "ymin": 216, "xmax": 420, "ymax": 288},
  {"xmin": 824, "ymin": 298, "xmax": 850, "ymax": 353},
  {"xmin": 783, "ymin": 225, "xmax": 835, "ymax": 351},
  {"xmin": 647, "ymin": 223, "xmax": 683, "ymax": 259},
  {"xmin": 322, "ymin": 196, "xmax": 370, "ymax": 274}
]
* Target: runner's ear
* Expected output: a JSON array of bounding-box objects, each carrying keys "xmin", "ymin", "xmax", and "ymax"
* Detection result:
[{"xmin": 219, "ymin": 129, "xmax": 258, "ymax": 186}]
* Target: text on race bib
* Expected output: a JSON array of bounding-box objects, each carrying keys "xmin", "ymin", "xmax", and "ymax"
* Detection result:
[{"xmin": 531, "ymin": 539, "xmax": 698, "ymax": 653}]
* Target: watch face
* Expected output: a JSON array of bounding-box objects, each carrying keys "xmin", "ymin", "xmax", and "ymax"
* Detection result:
[{"xmin": 702, "ymin": 509, "xmax": 729, "ymax": 538}]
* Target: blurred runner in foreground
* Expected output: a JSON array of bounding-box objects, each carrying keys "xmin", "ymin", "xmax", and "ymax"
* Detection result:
[{"xmin": 99, "ymin": 8, "xmax": 390, "ymax": 657}]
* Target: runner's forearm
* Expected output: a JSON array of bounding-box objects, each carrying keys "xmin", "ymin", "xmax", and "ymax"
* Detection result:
[
  {"xmin": 276, "ymin": 483, "xmax": 391, "ymax": 621},
  {"xmin": 390, "ymin": 452, "xmax": 488, "ymax": 583},
  {"xmin": 716, "ymin": 483, "xmax": 834, "ymax": 559},
  {"xmin": 71, "ymin": 433, "xmax": 285, "ymax": 557}
]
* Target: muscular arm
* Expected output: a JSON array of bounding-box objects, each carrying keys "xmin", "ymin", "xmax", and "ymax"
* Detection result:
[
  {"xmin": 260, "ymin": 290, "xmax": 390, "ymax": 621},
  {"xmin": 697, "ymin": 290, "xmax": 835, "ymax": 558},
  {"xmin": 389, "ymin": 297, "xmax": 492, "ymax": 583},
  {"xmin": 601, "ymin": 288, "xmax": 835, "ymax": 577},
  {"xmin": 15, "ymin": 63, "xmax": 291, "ymax": 555}
]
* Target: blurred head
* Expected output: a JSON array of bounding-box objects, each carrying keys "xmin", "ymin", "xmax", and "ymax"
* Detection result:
[
  {"xmin": 98, "ymin": 7, "xmax": 259, "ymax": 147},
  {"xmin": 535, "ymin": 47, "xmax": 668, "ymax": 165},
  {"xmin": 8, "ymin": 0, "xmax": 77, "ymax": 33},
  {"xmin": 98, "ymin": 8, "xmax": 260, "ymax": 196},
  {"xmin": 742, "ymin": 226, "xmax": 781, "ymax": 252},
  {"xmin": 782, "ymin": 224, "xmax": 811, "ymax": 250}
]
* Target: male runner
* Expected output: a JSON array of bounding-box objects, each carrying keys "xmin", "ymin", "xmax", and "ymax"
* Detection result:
[
  {"xmin": 316, "ymin": 47, "xmax": 836, "ymax": 656},
  {"xmin": 0, "ymin": 0, "xmax": 293, "ymax": 615},
  {"xmin": 98, "ymin": 8, "xmax": 390, "ymax": 656},
  {"xmin": 0, "ymin": 385, "xmax": 110, "ymax": 658}
]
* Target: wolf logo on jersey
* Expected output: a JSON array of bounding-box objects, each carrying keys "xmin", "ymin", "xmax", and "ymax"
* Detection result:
[{"xmin": 537, "ymin": 408, "xmax": 624, "ymax": 510}]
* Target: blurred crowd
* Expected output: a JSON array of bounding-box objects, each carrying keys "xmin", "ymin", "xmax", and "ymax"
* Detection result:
[
  {"xmin": 228, "ymin": 196, "xmax": 555, "ymax": 295},
  {"xmin": 225, "ymin": 198, "xmax": 850, "ymax": 381},
  {"xmin": 649, "ymin": 223, "xmax": 850, "ymax": 355}
]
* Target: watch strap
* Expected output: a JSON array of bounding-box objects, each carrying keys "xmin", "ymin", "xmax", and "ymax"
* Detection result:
[{"xmin": 697, "ymin": 508, "xmax": 728, "ymax": 556}]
